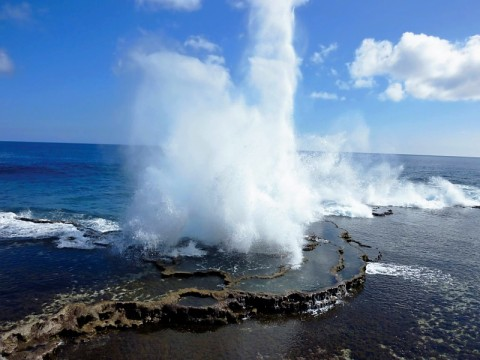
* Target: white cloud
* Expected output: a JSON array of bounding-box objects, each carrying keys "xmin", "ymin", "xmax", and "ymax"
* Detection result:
[
  {"xmin": 310, "ymin": 91, "xmax": 345, "ymax": 101},
  {"xmin": 206, "ymin": 54, "xmax": 225, "ymax": 65},
  {"xmin": 349, "ymin": 32, "xmax": 480, "ymax": 101},
  {"xmin": 310, "ymin": 43, "xmax": 338, "ymax": 64},
  {"xmin": 184, "ymin": 35, "xmax": 220, "ymax": 53},
  {"xmin": 136, "ymin": 0, "xmax": 201, "ymax": 11},
  {"xmin": 0, "ymin": 49, "xmax": 14, "ymax": 73},
  {"xmin": 227, "ymin": 0, "xmax": 247, "ymax": 9},
  {"xmin": 335, "ymin": 79, "xmax": 350, "ymax": 90},
  {"xmin": 352, "ymin": 76, "xmax": 376, "ymax": 89},
  {"xmin": 381, "ymin": 82, "xmax": 404, "ymax": 102},
  {"xmin": 0, "ymin": 2, "xmax": 32, "ymax": 22}
]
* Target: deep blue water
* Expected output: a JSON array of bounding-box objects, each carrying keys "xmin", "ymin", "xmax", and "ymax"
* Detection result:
[
  {"xmin": 0, "ymin": 141, "xmax": 131, "ymax": 218},
  {"xmin": 354, "ymin": 152, "xmax": 480, "ymax": 188},
  {"xmin": 1, "ymin": 141, "xmax": 480, "ymax": 358}
]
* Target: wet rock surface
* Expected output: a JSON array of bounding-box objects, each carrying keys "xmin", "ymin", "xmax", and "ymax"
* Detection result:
[
  {"xmin": 372, "ymin": 208, "xmax": 394, "ymax": 217},
  {"xmin": 0, "ymin": 221, "xmax": 370, "ymax": 359}
]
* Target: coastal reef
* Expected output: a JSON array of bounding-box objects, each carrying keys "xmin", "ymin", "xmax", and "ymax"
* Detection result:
[{"xmin": 0, "ymin": 221, "xmax": 368, "ymax": 360}]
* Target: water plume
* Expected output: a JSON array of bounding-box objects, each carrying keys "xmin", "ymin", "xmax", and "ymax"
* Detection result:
[
  {"xmin": 126, "ymin": 0, "xmax": 480, "ymax": 263},
  {"xmin": 127, "ymin": 0, "xmax": 315, "ymax": 265}
]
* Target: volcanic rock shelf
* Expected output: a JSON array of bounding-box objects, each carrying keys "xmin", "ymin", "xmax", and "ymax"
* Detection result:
[{"xmin": 0, "ymin": 221, "xmax": 368, "ymax": 359}]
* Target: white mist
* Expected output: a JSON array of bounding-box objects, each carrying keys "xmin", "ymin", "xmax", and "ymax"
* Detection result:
[{"xmin": 127, "ymin": 0, "xmax": 316, "ymax": 265}]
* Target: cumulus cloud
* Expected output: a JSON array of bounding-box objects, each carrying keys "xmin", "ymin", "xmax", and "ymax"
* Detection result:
[
  {"xmin": 0, "ymin": 2, "xmax": 32, "ymax": 22},
  {"xmin": 310, "ymin": 91, "xmax": 345, "ymax": 101},
  {"xmin": 380, "ymin": 82, "xmax": 404, "ymax": 102},
  {"xmin": 136, "ymin": 0, "xmax": 201, "ymax": 11},
  {"xmin": 349, "ymin": 32, "xmax": 480, "ymax": 101},
  {"xmin": 0, "ymin": 49, "xmax": 14, "ymax": 73},
  {"xmin": 184, "ymin": 35, "xmax": 220, "ymax": 53},
  {"xmin": 310, "ymin": 43, "xmax": 337, "ymax": 64}
]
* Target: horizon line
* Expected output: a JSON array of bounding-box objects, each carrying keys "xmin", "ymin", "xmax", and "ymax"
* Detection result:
[{"xmin": 0, "ymin": 139, "xmax": 479, "ymax": 160}]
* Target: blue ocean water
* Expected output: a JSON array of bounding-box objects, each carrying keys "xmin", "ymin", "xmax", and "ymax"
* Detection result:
[
  {"xmin": 1, "ymin": 141, "xmax": 480, "ymax": 358},
  {"xmin": 0, "ymin": 141, "xmax": 131, "ymax": 219},
  {"xmin": 353, "ymin": 152, "xmax": 480, "ymax": 187}
]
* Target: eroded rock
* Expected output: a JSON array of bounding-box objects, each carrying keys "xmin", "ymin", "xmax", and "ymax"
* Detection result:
[{"xmin": 0, "ymin": 223, "xmax": 368, "ymax": 359}]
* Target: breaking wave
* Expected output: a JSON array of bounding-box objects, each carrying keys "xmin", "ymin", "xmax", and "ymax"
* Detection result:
[{"xmin": 0, "ymin": 211, "xmax": 120, "ymax": 250}]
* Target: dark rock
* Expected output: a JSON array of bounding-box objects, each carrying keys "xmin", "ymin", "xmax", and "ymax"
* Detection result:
[{"xmin": 372, "ymin": 209, "xmax": 393, "ymax": 217}]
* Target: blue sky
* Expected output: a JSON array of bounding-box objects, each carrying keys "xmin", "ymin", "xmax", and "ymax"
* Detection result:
[{"xmin": 0, "ymin": 0, "xmax": 479, "ymax": 156}]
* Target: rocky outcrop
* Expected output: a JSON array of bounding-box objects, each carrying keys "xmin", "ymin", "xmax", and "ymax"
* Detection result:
[
  {"xmin": 0, "ymin": 274, "xmax": 365, "ymax": 359},
  {"xmin": 0, "ymin": 226, "xmax": 367, "ymax": 359},
  {"xmin": 372, "ymin": 209, "xmax": 393, "ymax": 217}
]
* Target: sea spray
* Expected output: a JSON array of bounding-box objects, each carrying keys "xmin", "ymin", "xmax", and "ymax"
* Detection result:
[
  {"xmin": 126, "ymin": 0, "xmax": 480, "ymax": 262},
  {"xmin": 127, "ymin": 0, "xmax": 316, "ymax": 264},
  {"xmin": 302, "ymin": 149, "xmax": 480, "ymax": 216}
]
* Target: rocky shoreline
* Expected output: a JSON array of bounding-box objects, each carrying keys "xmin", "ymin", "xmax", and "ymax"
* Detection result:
[
  {"xmin": 1, "ymin": 277, "xmax": 366, "ymax": 359},
  {"xmin": 0, "ymin": 223, "xmax": 369, "ymax": 360}
]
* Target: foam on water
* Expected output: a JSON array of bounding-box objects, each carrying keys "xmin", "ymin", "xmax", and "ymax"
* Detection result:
[
  {"xmin": 0, "ymin": 211, "xmax": 120, "ymax": 249},
  {"xmin": 80, "ymin": 218, "xmax": 121, "ymax": 233},
  {"xmin": 0, "ymin": 212, "xmax": 81, "ymax": 240},
  {"xmin": 168, "ymin": 241, "xmax": 207, "ymax": 258},
  {"xmin": 366, "ymin": 262, "xmax": 454, "ymax": 286}
]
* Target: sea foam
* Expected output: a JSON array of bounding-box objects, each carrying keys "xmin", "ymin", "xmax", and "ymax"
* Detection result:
[
  {"xmin": 366, "ymin": 262, "xmax": 454, "ymax": 286},
  {"xmin": 0, "ymin": 211, "xmax": 120, "ymax": 250}
]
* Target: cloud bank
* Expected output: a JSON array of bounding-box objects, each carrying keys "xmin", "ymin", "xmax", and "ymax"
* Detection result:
[
  {"xmin": 136, "ymin": 0, "xmax": 201, "ymax": 11},
  {"xmin": 349, "ymin": 32, "xmax": 480, "ymax": 101}
]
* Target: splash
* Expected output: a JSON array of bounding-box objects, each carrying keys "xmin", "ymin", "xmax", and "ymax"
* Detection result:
[
  {"xmin": 128, "ymin": 0, "xmax": 315, "ymax": 265},
  {"xmin": 127, "ymin": 0, "xmax": 480, "ymax": 263},
  {"xmin": 301, "ymin": 151, "xmax": 480, "ymax": 217}
]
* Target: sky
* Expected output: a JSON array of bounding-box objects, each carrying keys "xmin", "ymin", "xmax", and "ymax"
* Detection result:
[{"xmin": 0, "ymin": 0, "xmax": 479, "ymax": 157}]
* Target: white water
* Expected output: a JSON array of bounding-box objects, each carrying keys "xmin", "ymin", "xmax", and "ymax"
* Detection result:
[
  {"xmin": 127, "ymin": 0, "xmax": 480, "ymax": 264},
  {"xmin": 128, "ymin": 0, "xmax": 314, "ymax": 265},
  {"xmin": 0, "ymin": 211, "xmax": 120, "ymax": 249},
  {"xmin": 366, "ymin": 262, "xmax": 454, "ymax": 286},
  {"xmin": 302, "ymin": 152, "xmax": 480, "ymax": 217}
]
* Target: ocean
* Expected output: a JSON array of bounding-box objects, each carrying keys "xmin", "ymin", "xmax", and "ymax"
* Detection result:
[{"xmin": 1, "ymin": 141, "xmax": 480, "ymax": 359}]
